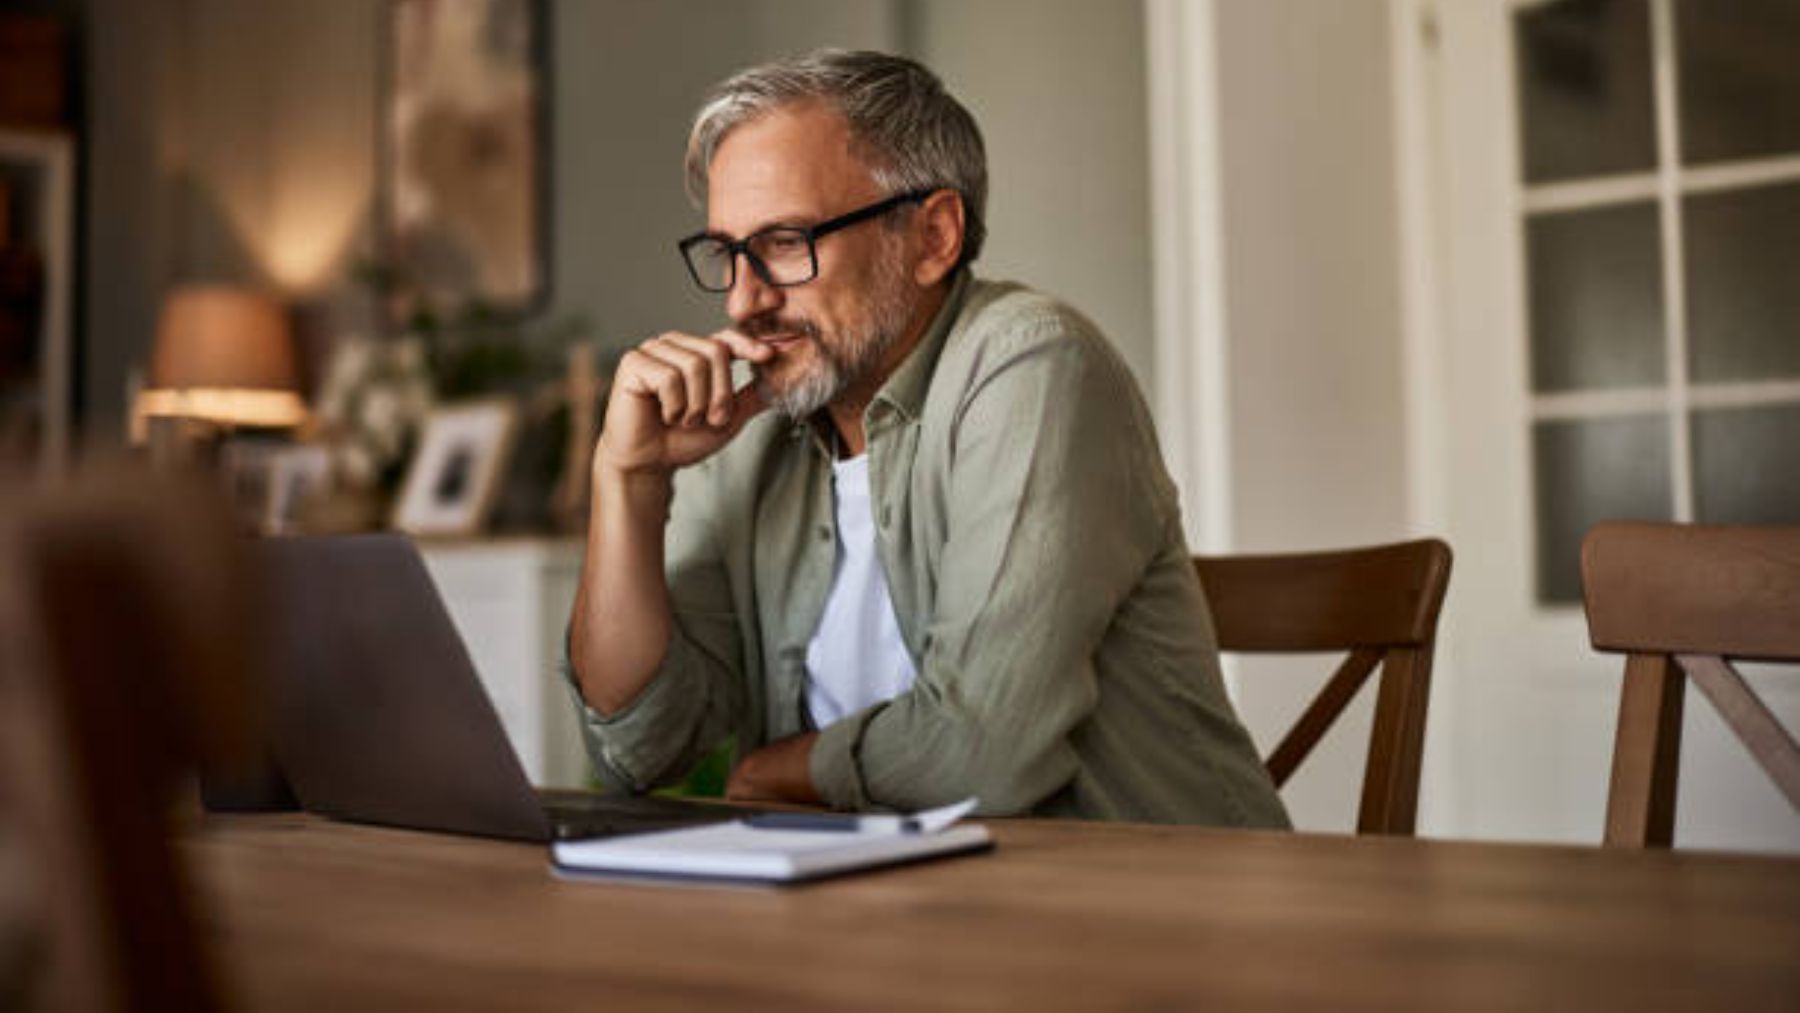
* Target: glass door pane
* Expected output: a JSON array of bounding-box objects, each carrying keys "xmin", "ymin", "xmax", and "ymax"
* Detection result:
[
  {"xmin": 1515, "ymin": 0, "xmax": 1657, "ymax": 184},
  {"xmin": 1532, "ymin": 415, "xmax": 1673, "ymax": 603},
  {"xmin": 1684, "ymin": 182, "xmax": 1800, "ymax": 382},
  {"xmin": 1527, "ymin": 201, "xmax": 1666, "ymax": 392},
  {"xmin": 1677, "ymin": 0, "xmax": 1800, "ymax": 164},
  {"xmin": 1692, "ymin": 404, "xmax": 1800, "ymax": 525}
]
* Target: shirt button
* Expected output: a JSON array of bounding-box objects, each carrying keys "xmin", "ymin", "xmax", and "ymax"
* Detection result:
[{"xmin": 817, "ymin": 526, "xmax": 832, "ymax": 542}]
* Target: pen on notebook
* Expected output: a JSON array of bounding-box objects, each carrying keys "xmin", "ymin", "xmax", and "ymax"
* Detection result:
[
  {"xmin": 742, "ymin": 799, "xmax": 978, "ymax": 834},
  {"xmin": 742, "ymin": 812, "xmax": 924, "ymax": 834}
]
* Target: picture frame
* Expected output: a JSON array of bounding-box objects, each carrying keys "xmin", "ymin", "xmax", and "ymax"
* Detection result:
[
  {"xmin": 219, "ymin": 440, "xmax": 335, "ymax": 535},
  {"xmin": 220, "ymin": 437, "xmax": 282, "ymax": 531},
  {"xmin": 380, "ymin": 0, "xmax": 549, "ymax": 316},
  {"xmin": 391, "ymin": 398, "xmax": 519, "ymax": 537},
  {"xmin": 265, "ymin": 445, "xmax": 333, "ymax": 535}
]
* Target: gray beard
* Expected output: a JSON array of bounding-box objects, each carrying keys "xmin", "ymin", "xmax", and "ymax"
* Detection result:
[
  {"xmin": 758, "ymin": 340, "xmax": 844, "ymax": 422},
  {"xmin": 756, "ymin": 258, "xmax": 917, "ymax": 422}
]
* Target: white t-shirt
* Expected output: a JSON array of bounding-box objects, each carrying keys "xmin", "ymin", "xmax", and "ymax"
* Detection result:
[{"xmin": 804, "ymin": 454, "xmax": 919, "ymax": 727}]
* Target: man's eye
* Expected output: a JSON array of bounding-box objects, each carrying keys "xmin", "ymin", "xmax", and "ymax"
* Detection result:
[{"xmin": 761, "ymin": 233, "xmax": 808, "ymax": 255}]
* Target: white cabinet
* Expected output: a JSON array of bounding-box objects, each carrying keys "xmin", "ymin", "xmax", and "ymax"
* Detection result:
[{"xmin": 416, "ymin": 538, "xmax": 591, "ymax": 788}]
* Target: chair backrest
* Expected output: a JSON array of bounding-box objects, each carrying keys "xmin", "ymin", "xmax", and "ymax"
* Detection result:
[
  {"xmin": 1193, "ymin": 538, "xmax": 1452, "ymax": 836},
  {"xmin": 1580, "ymin": 521, "xmax": 1800, "ymax": 848},
  {"xmin": 0, "ymin": 467, "xmax": 255, "ymax": 1010}
]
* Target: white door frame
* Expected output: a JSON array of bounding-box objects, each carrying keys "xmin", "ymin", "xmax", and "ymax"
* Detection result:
[
  {"xmin": 1145, "ymin": 0, "xmax": 1234, "ymax": 559},
  {"xmin": 1387, "ymin": 0, "xmax": 1462, "ymax": 837}
]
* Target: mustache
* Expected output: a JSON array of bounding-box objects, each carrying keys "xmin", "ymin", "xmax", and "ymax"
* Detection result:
[{"xmin": 737, "ymin": 313, "xmax": 821, "ymax": 342}]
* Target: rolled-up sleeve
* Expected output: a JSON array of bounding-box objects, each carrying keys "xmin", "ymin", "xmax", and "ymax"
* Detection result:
[
  {"xmin": 563, "ymin": 465, "xmax": 746, "ymax": 792},
  {"xmin": 810, "ymin": 315, "xmax": 1172, "ymax": 815}
]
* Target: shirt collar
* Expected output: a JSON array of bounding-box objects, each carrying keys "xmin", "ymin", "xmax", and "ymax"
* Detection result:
[{"xmin": 872, "ymin": 268, "xmax": 971, "ymax": 424}]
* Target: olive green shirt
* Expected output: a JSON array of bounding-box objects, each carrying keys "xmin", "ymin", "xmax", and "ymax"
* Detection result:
[{"xmin": 567, "ymin": 272, "xmax": 1289, "ymax": 827}]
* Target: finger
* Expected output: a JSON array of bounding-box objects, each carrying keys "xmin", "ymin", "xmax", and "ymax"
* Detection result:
[
  {"xmin": 627, "ymin": 345, "xmax": 687, "ymax": 427},
  {"xmin": 617, "ymin": 348, "xmax": 672, "ymax": 401},
  {"xmin": 648, "ymin": 339, "xmax": 712, "ymax": 428},
  {"xmin": 663, "ymin": 334, "xmax": 735, "ymax": 426},
  {"xmin": 712, "ymin": 328, "xmax": 777, "ymax": 364}
]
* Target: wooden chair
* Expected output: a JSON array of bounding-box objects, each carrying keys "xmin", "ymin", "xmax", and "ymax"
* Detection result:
[
  {"xmin": 0, "ymin": 467, "xmax": 256, "ymax": 1010},
  {"xmin": 1193, "ymin": 539, "xmax": 1452, "ymax": 835},
  {"xmin": 1580, "ymin": 521, "xmax": 1800, "ymax": 848}
]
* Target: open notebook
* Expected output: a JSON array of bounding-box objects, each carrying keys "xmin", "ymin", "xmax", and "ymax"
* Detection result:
[{"xmin": 551, "ymin": 799, "xmax": 992, "ymax": 886}]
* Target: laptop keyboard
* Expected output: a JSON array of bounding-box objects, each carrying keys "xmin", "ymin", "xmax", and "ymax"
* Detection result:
[{"xmin": 540, "ymin": 792, "xmax": 758, "ymax": 840}]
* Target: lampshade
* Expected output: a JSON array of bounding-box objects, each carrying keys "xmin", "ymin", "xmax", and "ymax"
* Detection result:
[{"xmin": 142, "ymin": 285, "xmax": 307, "ymax": 428}]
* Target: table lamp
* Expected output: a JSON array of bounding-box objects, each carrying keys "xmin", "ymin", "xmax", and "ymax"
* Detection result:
[{"xmin": 138, "ymin": 285, "xmax": 308, "ymax": 435}]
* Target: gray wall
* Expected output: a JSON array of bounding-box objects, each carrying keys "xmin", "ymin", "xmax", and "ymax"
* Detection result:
[
  {"xmin": 550, "ymin": 1, "xmax": 901, "ymax": 349},
  {"xmin": 910, "ymin": 0, "xmax": 1155, "ymax": 387},
  {"xmin": 70, "ymin": 0, "xmax": 1154, "ymax": 443},
  {"xmin": 82, "ymin": 0, "xmax": 188, "ymax": 441}
]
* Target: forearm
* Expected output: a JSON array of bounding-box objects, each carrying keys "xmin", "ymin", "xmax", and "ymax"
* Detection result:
[
  {"xmin": 726, "ymin": 732, "xmax": 822, "ymax": 804},
  {"xmin": 570, "ymin": 463, "xmax": 676, "ymax": 716}
]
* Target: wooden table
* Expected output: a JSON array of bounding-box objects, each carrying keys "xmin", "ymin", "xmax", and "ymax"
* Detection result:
[{"xmin": 185, "ymin": 814, "xmax": 1800, "ymax": 1011}]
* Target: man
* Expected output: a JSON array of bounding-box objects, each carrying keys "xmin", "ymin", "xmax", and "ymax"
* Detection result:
[{"xmin": 566, "ymin": 50, "xmax": 1288, "ymax": 827}]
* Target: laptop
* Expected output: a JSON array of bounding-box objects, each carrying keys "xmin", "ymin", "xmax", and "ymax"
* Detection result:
[{"xmin": 250, "ymin": 533, "xmax": 750, "ymax": 842}]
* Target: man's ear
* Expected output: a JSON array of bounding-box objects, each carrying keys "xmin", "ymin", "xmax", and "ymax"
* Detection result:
[{"xmin": 912, "ymin": 190, "xmax": 966, "ymax": 287}]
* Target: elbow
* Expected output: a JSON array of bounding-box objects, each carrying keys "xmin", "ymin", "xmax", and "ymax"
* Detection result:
[
  {"xmin": 568, "ymin": 628, "xmax": 671, "ymax": 719},
  {"xmin": 565, "ymin": 648, "xmax": 625, "ymax": 720},
  {"xmin": 965, "ymin": 764, "xmax": 1064, "ymax": 817},
  {"xmin": 948, "ymin": 729, "xmax": 1077, "ymax": 817}
]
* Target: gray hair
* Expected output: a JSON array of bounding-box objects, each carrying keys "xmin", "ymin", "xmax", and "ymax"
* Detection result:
[{"xmin": 684, "ymin": 49, "xmax": 988, "ymax": 265}]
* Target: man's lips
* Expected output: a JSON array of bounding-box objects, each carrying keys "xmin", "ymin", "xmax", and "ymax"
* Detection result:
[{"xmin": 755, "ymin": 331, "xmax": 808, "ymax": 348}]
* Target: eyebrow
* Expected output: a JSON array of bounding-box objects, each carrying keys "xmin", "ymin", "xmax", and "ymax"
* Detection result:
[{"xmin": 701, "ymin": 215, "xmax": 819, "ymax": 243}]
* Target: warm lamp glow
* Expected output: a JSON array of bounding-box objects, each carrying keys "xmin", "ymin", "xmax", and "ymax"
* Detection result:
[
  {"xmin": 264, "ymin": 187, "xmax": 368, "ymax": 291},
  {"xmin": 136, "ymin": 388, "xmax": 309, "ymax": 429},
  {"xmin": 144, "ymin": 286, "xmax": 308, "ymax": 429}
]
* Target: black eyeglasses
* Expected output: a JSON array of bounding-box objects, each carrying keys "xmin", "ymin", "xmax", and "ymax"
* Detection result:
[{"xmin": 677, "ymin": 189, "xmax": 936, "ymax": 294}]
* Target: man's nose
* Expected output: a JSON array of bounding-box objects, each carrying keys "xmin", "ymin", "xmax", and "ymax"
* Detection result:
[{"xmin": 726, "ymin": 253, "xmax": 783, "ymax": 323}]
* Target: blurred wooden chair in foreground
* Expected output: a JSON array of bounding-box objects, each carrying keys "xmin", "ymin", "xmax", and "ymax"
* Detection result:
[
  {"xmin": 1580, "ymin": 521, "xmax": 1800, "ymax": 848},
  {"xmin": 1194, "ymin": 539, "xmax": 1452, "ymax": 836},
  {"xmin": 0, "ymin": 466, "xmax": 257, "ymax": 1011}
]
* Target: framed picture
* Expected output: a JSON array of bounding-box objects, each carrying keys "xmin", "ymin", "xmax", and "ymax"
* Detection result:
[
  {"xmin": 265, "ymin": 445, "xmax": 333, "ymax": 534},
  {"xmin": 381, "ymin": 0, "xmax": 548, "ymax": 315},
  {"xmin": 220, "ymin": 437, "xmax": 282, "ymax": 531},
  {"xmin": 392, "ymin": 399, "xmax": 518, "ymax": 537},
  {"xmin": 220, "ymin": 440, "xmax": 335, "ymax": 534}
]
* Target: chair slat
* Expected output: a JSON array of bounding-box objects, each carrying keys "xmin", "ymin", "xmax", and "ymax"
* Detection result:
[
  {"xmin": 1360, "ymin": 646, "xmax": 1434, "ymax": 835},
  {"xmin": 1264, "ymin": 648, "xmax": 1381, "ymax": 788},
  {"xmin": 1679, "ymin": 654, "xmax": 1800, "ymax": 811},
  {"xmin": 1603, "ymin": 655, "xmax": 1687, "ymax": 848}
]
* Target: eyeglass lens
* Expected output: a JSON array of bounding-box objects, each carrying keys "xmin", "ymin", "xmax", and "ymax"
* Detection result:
[{"xmin": 688, "ymin": 229, "xmax": 817, "ymax": 292}]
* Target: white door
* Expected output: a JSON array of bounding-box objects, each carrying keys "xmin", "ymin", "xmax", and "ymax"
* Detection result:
[{"xmin": 1423, "ymin": 0, "xmax": 1800, "ymax": 851}]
